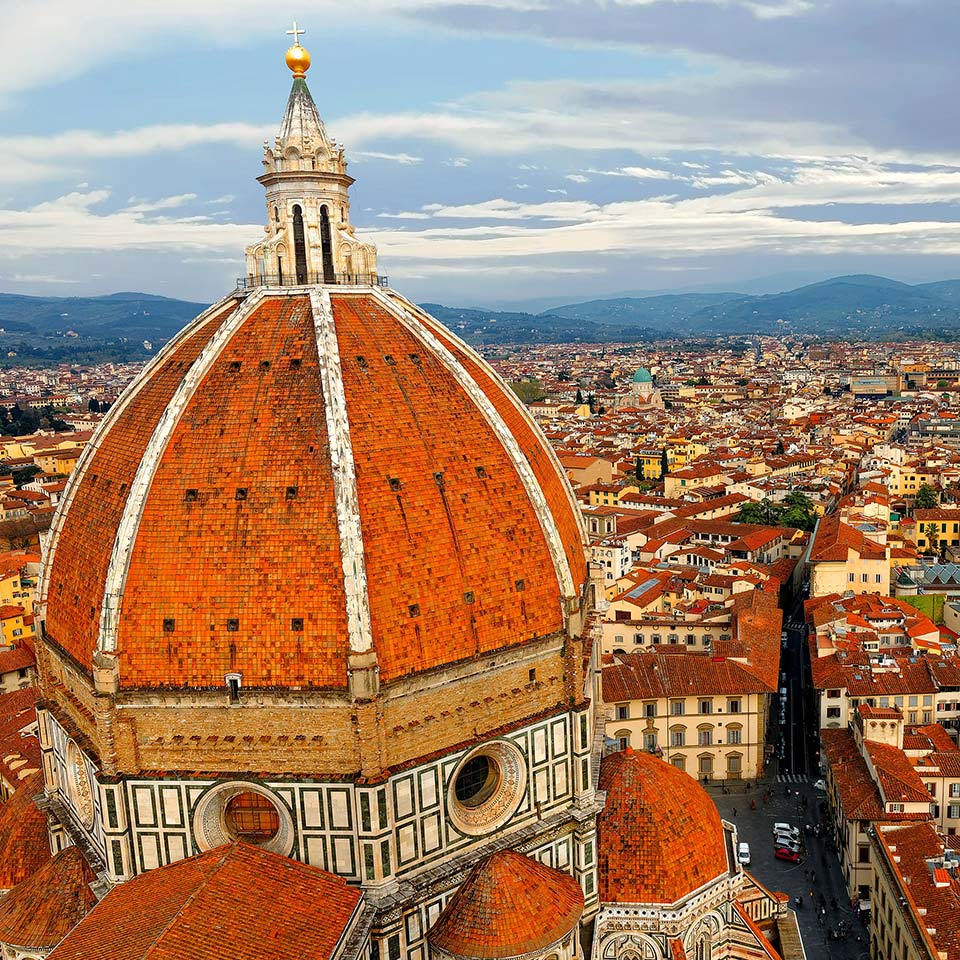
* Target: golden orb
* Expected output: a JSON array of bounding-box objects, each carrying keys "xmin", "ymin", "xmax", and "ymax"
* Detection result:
[{"xmin": 285, "ymin": 44, "xmax": 311, "ymax": 78}]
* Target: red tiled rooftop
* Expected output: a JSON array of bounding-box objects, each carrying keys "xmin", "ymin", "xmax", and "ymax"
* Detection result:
[
  {"xmin": 427, "ymin": 850, "xmax": 583, "ymax": 958},
  {"xmin": 598, "ymin": 749, "xmax": 728, "ymax": 905},
  {"xmin": 0, "ymin": 845, "xmax": 95, "ymax": 950},
  {"xmin": 48, "ymin": 842, "xmax": 361, "ymax": 960},
  {"xmin": 42, "ymin": 293, "xmax": 586, "ymax": 690}
]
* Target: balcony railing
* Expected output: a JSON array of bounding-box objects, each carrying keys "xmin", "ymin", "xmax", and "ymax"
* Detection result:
[{"xmin": 236, "ymin": 272, "xmax": 389, "ymax": 291}]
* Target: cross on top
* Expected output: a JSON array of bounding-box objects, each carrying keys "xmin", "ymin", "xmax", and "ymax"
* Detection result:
[{"xmin": 287, "ymin": 20, "xmax": 305, "ymax": 46}]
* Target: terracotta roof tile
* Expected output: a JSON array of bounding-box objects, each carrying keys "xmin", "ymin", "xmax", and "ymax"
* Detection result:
[
  {"xmin": 48, "ymin": 842, "xmax": 361, "ymax": 960},
  {"xmin": 0, "ymin": 770, "xmax": 50, "ymax": 890},
  {"xmin": 597, "ymin": 749, "xmax": 728, "ymax": 905},
  {"xmin": 0, "ymin": 845, "xmax": 96, "ymax": 949},
  {"xmin": 427, "ymin": 850, "xmax": 583, "ymax": 958}
]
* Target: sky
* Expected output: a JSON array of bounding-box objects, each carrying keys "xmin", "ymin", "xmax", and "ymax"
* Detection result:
[{"xmin": 5, "ymin": 0, "xmax": 960, "ymax": 308}]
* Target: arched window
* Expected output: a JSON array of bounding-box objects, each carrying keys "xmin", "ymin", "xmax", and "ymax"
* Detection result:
[
  {"xmin": 292, "ymin": 204, "xmax": 308, "ymax": 284},
  {"xmin": 319, "ymin": 205, "xmax": 335, "ymax": 283},
  {"xmin": 613, "ymin": 729, "xmax": 630, "ymax": 751}
]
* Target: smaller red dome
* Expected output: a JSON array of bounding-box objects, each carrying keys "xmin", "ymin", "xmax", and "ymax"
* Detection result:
[
  {"xmin": 598, "ymin": 749, "xmax": 729, "ymax": 905},
  {"xmin": 428, "ymin": 850, "xmax": 583, "ymax": 958}
]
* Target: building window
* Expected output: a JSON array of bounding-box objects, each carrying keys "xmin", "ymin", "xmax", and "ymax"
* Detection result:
[
  {"xmin": 686, "ymin": 634, "xmax": 697, "ymax": 645},
  {"xmin": 644, "ymin": 733, "xmax": 658, "ymax": 751},
  {"xmin": 861, "ymin": 573, "xmax": 868, "ymax": 583},
  {"xmin": 671, "ymin": 728, "xmax": 685, "ymax": 748},
  {"xmin": 644, "ymin": 703, "xmax": 656, "ymax": 718},
  {"xmin": 923, "ymin": 711, "xmax": 932, "ymax": 723},
  {"xmin": 828, "ymin": 689, "xmax": 841, "ymax": 699},
  {"xmin": 827, "ymin": 707, "xmax": 841, "ymax": 718},
  {"xmin": 699, "ymin": 755, "xmax": 713, "ymax": 775},
  {"xmin": 616, "ymin": 704, "xmax": 630, "ymax": 721},
  {"xmin": 949, "ymin": 783, "xmax": 960, "ymax": 799},
  {"xmin": 728, "ymin": 699, "xmax": 741, "ymax": 714},
  {"xmin": 671, "ymin": 701, "xmax": 685, "ymax": 716},
  {"xmin": 948, "ymin": 804, "xmax": 960, "ymax": 819},
  {"xmin": 890, "ymin": 803, "xmax": 904, "ymax": 813},
  {"xmin": 875, "ymin": 574, "xmax": 882, "ymax": 583},
  {"xmin": 672, "ymin": 756, "xmax": 686, "ymax": 772},
  {"xmin": 857, "ymin": 846, "xmax": 870, "ymax": 864},
  {"xmin": 727, "ymin": 725, "xmax": 742, "ymax": 745},
  {"xmin": 698, "ymin": 727, "xmax": 713, "ymax": 747},
  {"xmin": 727, "ymin": 754, "xmax": 742, "ymax": 777},
  {"xmin": 848, "ymin": 573, "xmax": 855, "ymax": 582},
  {"xmin": 699, "ymin": 699, "xmax": 713, "ymax": 715}
]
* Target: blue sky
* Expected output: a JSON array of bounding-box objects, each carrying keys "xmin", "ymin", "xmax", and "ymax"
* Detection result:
[{"xmin": 5, "ymin": 0, "xmax": 960, "ymax": 308}]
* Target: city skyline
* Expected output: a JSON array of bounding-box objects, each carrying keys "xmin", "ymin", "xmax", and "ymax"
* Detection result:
[{"xmin": 5, "ymin": 2, "xmax": 960, "ymax": 306}]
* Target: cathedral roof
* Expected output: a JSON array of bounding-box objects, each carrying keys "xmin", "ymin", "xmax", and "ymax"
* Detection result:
[
  {"xmin": 0, "ymin": 845, "xmax": 96, "ymax": 950},
  {"xmin": 41, "ymin": 290, "xmax": 587, "ymax": 690},
  {"xmin": 597, "ymin": 749, "xmax": 730, "ymax": 905},
  {"xmin": 47, "ymin": 842, "xmax": 361, "ymax": 960},
  {"xmin": 427, "ymin": 850, "xmax": 583, "ymax": 958},
  {"xmin": 633, "ymin": 367, "xmax": 653, "ymax": 383},
  {"xmin": 0, "ymin": 770, "xmax": 50, "ymax": 891}
]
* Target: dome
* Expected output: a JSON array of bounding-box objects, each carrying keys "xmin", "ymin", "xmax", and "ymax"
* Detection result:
[
  {"xmin": 597, "ymin": 749, "xmax": 729, "ymax": 904},
  {"xmin": 427, "ymin": 850, "xmax": 583, "ymax": 959},
  {"xmin": 632, "ymin": 367, "xmax": 652, "ymax": 383},
  {"xmin": 40, "ymin": 290, "xmax": 587, "ymax": 691}
]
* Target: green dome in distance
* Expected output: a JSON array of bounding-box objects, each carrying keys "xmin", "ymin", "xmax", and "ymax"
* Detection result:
[{"xmin": 632, "ymin": 368, "xmax": 653, "ymax": 383}]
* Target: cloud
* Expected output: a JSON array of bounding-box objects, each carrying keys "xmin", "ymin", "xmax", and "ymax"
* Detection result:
[
  {"xmin": 443, "ymin": 157, "xmax": 472, "ymax": 167},
  {"xmin": 0, "ymin": 189, "xmax": 258, "ymax": 259},
  {"xmin": 365, "ymin": 156, "xmax": 960, "ymax": 276},
  {"xmin": 351, "ymin": 151, "xmax": 424, "ymax": 164},
  {"xmin": 565, "ymin": 174, "xmax": 591, "ymax": 183}
]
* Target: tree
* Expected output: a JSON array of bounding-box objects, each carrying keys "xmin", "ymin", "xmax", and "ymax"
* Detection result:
[
  {"xmin": 634, "ymin": 456, "xmax": 644, "ymax": 482},
  {"xmin": 937, "ymin": 379, "xmax": 950, "ymax": 390},
  {"xmin": 88, "ymin": 398, "xmax": 101, "ymax": 413},
  {"xmin": 915, "ymin": 484, "xmax": 938, "ymax": 510},
  {"xmin": 660, "ymin": 448, "xmax": 669, "ymax": 479},
  {"xmin": 508, "ymin": 379, "xmax": 547, "ymax": 404},
  {"xmin": 774, "ymin": 439, "xmax": 785, "ymax": 455},
  {"xmin": 736, "ymin": 501, "xmax": 775, "ymax": 526},
  {"xmin": 575, "ymin": 388, "xmax": 584, "ymax": 405},
  {"xmin": 11, "ymin": 465, "xmax": 42, "ymax": 488}
]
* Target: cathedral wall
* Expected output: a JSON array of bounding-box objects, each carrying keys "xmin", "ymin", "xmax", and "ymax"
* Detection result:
[{"xmin": 41, "ymin": 708, "xmax": 596, "ymax": 893}]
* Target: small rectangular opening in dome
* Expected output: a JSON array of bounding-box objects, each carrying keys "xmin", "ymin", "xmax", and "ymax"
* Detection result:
[
  {"xmin": 389, "ymin": 477, "xmax": 402, "ymax": 492},
  {"xmin": 227, "ymin": 618, "xmax": 239, "ymax": 632},
  {"xmin": 286, "ymin": 486, "xmax": 298, "ymax": 499},
  {"xmin": 291, "ymin": 617, "xmax": 304, "ymax": 631},
  {"xmin": 228, "ymin": 361, "xmax": 242, "ymax": 372},
  {"xmin": 235, "ymin": 488, "xmax": 248, "ymax": 501},
  {"xmin": 184, "ymin": 489, "xmax": 199, "ymax": 502},
  {"xmin": 475, "ymin": 466, "xmax": 487, "ymax": 479},
  {"xmin": 163, "ymin": 618, "xmax": 175, "ymax": 632}
]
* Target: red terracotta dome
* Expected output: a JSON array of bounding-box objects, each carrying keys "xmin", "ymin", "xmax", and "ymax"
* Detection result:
[
  {"xmin": 427, "ymin": 850, "xmax": 584, "ymax": 958},
  {"xmin": 40, "ymin": 289, "xmax": 586, "ymax": 690},
  {"xmin": 597, "ymin": 749, "xmax": 729, "ymax": 905}
]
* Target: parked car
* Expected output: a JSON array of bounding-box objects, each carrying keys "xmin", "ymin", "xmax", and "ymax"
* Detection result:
[
  {"xmin": 774, "ymin": 835, "xmax": 802, "ymax": 853},
  {"xmin": 775, "ymin": 846, "xmax": 801, "ymax": 863},
  {"xmin": 737, "ymin": 842, "xmax": 751, "ymax": 865},
  {"xmin": 772, "ymin": 822, "xmax": 799, "ymax": 839}
]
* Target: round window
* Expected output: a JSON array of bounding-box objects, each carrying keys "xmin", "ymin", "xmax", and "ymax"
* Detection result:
[
  {"xmin": 454, "ymin": 755, "xmax": 501, "ymax": 808},
  {"xmin": 193, "ymin": 782, "xmax": 294, "ymax": 856},
  {"xmin": 447, "ymin": 740, "xmax": 526, "ymax": 837},
  {"xmin": 223, "ymin": 791, "xmax": 281, "ymax": 843}
]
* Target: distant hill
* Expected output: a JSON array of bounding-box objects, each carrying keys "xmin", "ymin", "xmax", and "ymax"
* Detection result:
[
  {"xmin": 546, "ymin": 292, "xmax": 744, "ymax": 329},
  {"xmin": 419, "ymin": 303, "xmax": 660, "ymax": 344},
  {"xmin": 539, "ymin": 274, "xmax": 960, "ymax": 338},
  {"xmin": 0, "ymin": 292, "xmax": 208, "ymax": 340},
  {"xmin": 7, "ymin": 274, "xmax": 960, "ymax": 357}
]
